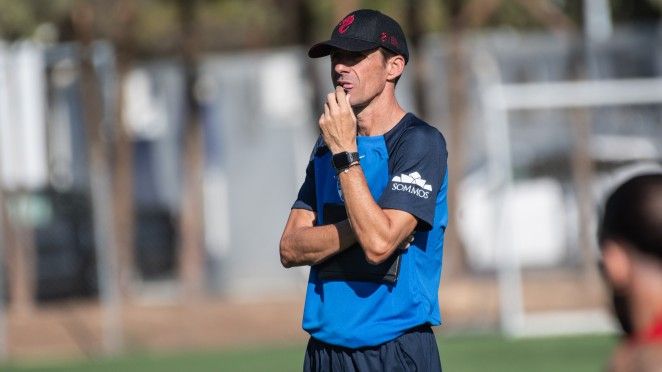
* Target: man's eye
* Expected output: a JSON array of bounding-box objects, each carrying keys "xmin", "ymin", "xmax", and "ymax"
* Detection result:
[{"xmin": 332, "ymin": 52, "xmax": 365, "ymax": 64}]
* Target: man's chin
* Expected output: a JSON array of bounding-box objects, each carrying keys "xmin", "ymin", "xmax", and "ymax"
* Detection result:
[{"xmin": 351, "ymin": 103, "xmax": 368, "ymax": 114}]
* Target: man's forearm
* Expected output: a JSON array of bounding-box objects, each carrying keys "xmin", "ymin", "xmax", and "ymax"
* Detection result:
[
  {"xmin": 280, "ymin": 219, "xmax": 356, "ymax": 267},
  {"xmin": 339, "ymin": 165, "xmax": 416, "ymax": 264}
]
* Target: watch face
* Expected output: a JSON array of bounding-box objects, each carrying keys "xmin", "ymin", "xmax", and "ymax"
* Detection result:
[{"xmin": 332, "ymin": 152, "xmax": 359, "ymax": 170}]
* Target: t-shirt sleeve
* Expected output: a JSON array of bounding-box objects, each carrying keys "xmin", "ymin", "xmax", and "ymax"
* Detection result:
[
  {"xmin": 291, "ymin": 159, "xmax": 316, "ymax": 211},
  {"xmin": 292, "ymin": 137, "xmax": 324, "ymax": 211},
  {"xmin": 378, "ymin": 126, "xmax": 447, "ymax": 231}
]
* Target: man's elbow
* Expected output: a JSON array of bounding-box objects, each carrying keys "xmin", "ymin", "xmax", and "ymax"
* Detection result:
[
  {"xmin": 279, "ymin": 236, "xmax": 294, "ymax": 268},
  {"xmin": 280, "ymin": 251, "xmax": 297, "ymax": 268},
  {"xmin": 279, "ymin": 235, "xmax": 301, "ymax": 268},
  {"xmin": 280, "ymin": 253, "xmax": 294, "ymax": 268},
  {"xmin": 363, "ymin": 241, "xmax": 393, "ymax": 265}
]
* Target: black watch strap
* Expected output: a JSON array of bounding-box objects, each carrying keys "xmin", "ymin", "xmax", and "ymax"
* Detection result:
[{"xmin": 332, "ymin": 151, "xmax": 360, "ymax": 173}]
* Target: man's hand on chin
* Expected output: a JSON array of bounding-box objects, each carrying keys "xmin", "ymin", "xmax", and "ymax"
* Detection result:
[{"xmin": 319, "ymin": 86, "xmax": 358, "ymax": 154}]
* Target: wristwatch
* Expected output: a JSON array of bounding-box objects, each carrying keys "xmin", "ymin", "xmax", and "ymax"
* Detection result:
[{"xmin": 332, "ymin": 151, "xmax": 360, "ymax": 174}]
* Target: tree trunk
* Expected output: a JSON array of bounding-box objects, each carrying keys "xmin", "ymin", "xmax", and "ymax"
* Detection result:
[
  {"xmin": 110, "ymin": 0, "xmax": 137, "ymax": 299},
  {"xmin": 441, "ymin": 0, "xmax": 470, "ymax": 278},
  {"xmin": 177, "ymin": 0, "xmax": 206, "ymax": 300},
  {"xmin": 71, "ymin": 1, "xmax": 123, "ymax": 354},
  {"xmin": 0, "ymin": 156, "xmax": 7, "ymax": 359},
  {"xmin": 292, "ymin": 0, "xmax": 325, "ymax": 125},
  {"xmin": 6, "ymin": 198, "xmax": 35, "ymax": 315},
  {"xmin": 571, "ymin": 109, "xmax": 598, "ymax": 284},
  {"xmin": 405, "ymin": 0, "xmax": 427, "ymax": 119}
]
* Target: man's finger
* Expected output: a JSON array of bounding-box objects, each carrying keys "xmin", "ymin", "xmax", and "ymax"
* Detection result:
[
  {"xmin": 336, "ymin": 86, "xmax": 347, "ymax": 107},
  {"xmin": 327, "ymin": 91, "xmax": 339, "ymax": 112},
  {"xmin": 338, "ymin": 87, "xmax": 354, "ymax": 116}
]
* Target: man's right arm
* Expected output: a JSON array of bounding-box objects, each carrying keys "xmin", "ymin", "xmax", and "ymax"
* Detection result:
[{"xmin": 279, "ymin": 208, "xmax": 357, "ymax": 268}]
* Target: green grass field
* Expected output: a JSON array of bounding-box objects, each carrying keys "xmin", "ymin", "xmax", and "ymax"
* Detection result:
[{"xmin": 2, "ymin": 333, "xmax": 617, "ymax": 372}]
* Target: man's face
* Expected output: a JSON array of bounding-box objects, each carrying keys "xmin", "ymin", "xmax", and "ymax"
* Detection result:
[{"xmin": 330, "ymin": 48, "xmax": 389, "ymax": 108}]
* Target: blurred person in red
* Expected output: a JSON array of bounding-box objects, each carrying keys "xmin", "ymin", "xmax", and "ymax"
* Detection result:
[{"xmin": 599, "ymin": 172, "xmax": 662, "ymax": 371}]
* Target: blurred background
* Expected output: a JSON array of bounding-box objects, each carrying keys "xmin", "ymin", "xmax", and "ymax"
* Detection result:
[{"xmin": 0, "ymin": 0, "xmax": 661, "ymax": 371}]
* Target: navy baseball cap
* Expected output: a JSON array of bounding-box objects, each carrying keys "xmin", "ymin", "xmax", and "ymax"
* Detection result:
[{"xmin": 308, "ymin": 9, "xmax": 409, "ymax": 64}]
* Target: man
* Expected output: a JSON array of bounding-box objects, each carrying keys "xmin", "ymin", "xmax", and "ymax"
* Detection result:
[
  {"xmin": 280, "ymin": 9, "xmax": 448, "ymax": 372},
  {"xmin": 599, "ymin": 172, "xmax": 662, "ymax": 371}
]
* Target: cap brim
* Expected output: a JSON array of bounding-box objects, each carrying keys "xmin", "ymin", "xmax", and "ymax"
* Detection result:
[{"xmin": 308, "ymin": 38, "xmax": 380, "ymax": 58}]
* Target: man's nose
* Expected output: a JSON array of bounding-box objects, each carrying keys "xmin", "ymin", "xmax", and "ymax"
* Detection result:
[{"xmin": 333, "ymin": 61, "xmax": 350, "ymax": 74}]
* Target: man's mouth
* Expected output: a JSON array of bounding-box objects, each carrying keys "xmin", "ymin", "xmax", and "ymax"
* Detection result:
[{"xmin": 337, "ymin": 81, "xmax": 353, "ymax": 91}]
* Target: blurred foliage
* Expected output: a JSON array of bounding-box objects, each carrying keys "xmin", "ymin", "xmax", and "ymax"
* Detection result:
[
  {"xmin": 0, "ymin": 0, "xmax": 74, "ymax": 41},
  {"xmin": 484, "ymin": 1, "xmax": 546, "ymax": 29},
  {"xmin": 0, "ymin": 0, "xmax": 659, "ymax": 53},
  {"xmin": 131, "ymin": 2, "xmax": 180, "ymax": 55},
  {"xmin": 199, "ymin": 0, "xmax": 289, "ymax": 49},
  {"xmin": 610, "ymin": 0, "xmax": 662, "ymax": 22}
]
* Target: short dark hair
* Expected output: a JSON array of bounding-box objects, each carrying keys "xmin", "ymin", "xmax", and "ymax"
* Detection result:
[
  {"xmin": 599, "ymin": 173, "xmax": 662, "ymax": 261},
  {"xmin": 379, "ymin": 48, "xmax": 402, "ymax": 85}
]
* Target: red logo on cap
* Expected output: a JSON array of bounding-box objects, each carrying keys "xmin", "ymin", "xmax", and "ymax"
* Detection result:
[
  {"xmin": 380, "ymin": 32, "xmax": 398, "ymax": 46},
  {"xmin": 338, "ymin": 15, "xmax": 355, "ymax": 34}
]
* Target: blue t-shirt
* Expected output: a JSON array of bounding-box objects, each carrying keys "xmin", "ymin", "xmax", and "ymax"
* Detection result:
[{"xmin": 292, "ymin": 113, "xmax": 448, "ymax": 348}]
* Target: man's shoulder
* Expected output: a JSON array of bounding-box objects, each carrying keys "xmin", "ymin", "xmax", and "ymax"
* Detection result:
[
  {"xmin": 387, "ymin": 114, "xmax": 446, "ymax": 153},
  {"xmin": 404, "ymin": 115, "xmax": 445, "ymax": 143}
]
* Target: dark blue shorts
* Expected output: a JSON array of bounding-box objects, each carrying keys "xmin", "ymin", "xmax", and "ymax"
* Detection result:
[{"xmin": 303, "ymin": 325, "xmax": 442, "ymax": 372}]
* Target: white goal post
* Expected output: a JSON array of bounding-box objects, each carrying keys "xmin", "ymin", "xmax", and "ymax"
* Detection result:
[{"xmin": 475, "ymin": 52, "xmax": 661, "ymax": 337}]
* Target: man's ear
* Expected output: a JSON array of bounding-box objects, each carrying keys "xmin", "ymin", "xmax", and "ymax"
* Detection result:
[
  {"xmin": 602, "ymin": 240, "xmax": 632, "ymax": 290},
  {"xmin": 386, "ymin": 55, "xmax": 405, "ymax": 81}
]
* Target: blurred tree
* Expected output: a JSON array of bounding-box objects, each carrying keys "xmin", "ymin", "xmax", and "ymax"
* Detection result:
[
  {"xmin": 450, "ymin": 0, "xmax": 575, "ymax": 31},
  {"xmin": 0, "ymin": 0, "xmax": 73, "ymax": 40},
  {"xmin": 0, "ymin": 0, "xmax": 660, "ymax": 45},
  {"xmin": 0, "ymin": 0, "xmax": 80, "ymax": 316},
  {"xmin": 70, "ymin": 0, "xmax": 123, "ymax": 354},
  {"xmin": 176, "ymin": 0, "xmax": 206, "ymax": 300},
  {"xmin": 5, "ymin": 201, "xmax": 36, "ymax": 314},
  {"xmin": 439, "ymin": 0, "xmax": 575, "ymax": 279},
  {"xmin": 288, "ymin": 0, "xmax": 325, "ymax": 120},
  {"xmin": 610, "ymin": 0, "xmax": 662, "ymax": 23},
  {"xmin": 0, "ymin": 159, "xmax": 6, "ymax": 360},
  {"xmin": 331, "ymin": 0, "xmax": 361, "ymax": 23},
  {"xmin": 442, "ymin": 0, "xmax": 470, "ymax": 278},
  {"xmin": 0, "ymin": 0, "xmax": 35, "ymax": 39},
  {"xmin": 405, "ymin": 0, "xmax": 427, "ymax": 118},
  {"xmin": 108, "ymin": 0, "xmax": 137, "ymax": 299}
]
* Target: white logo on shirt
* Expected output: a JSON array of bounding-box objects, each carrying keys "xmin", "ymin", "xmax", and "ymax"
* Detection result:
[{"xmin": 391, "ymin": 171, "xmax": 432, "ymax": 199}]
